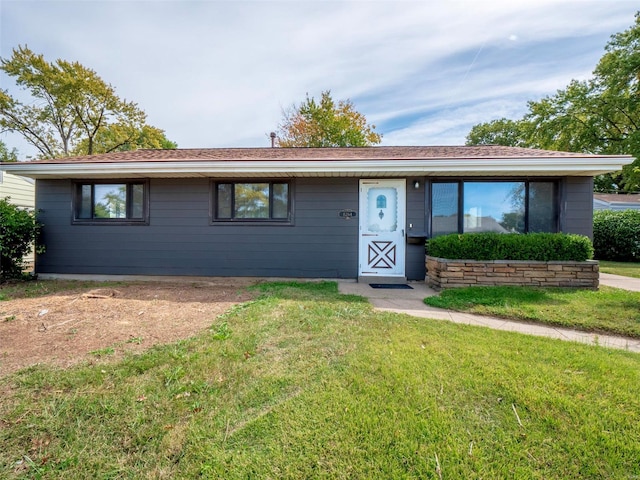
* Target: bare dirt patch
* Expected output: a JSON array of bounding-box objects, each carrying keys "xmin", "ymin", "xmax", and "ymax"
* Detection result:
[{"xmin": 0, "ymin": 280, "xmax": 257, "ymax": 377}]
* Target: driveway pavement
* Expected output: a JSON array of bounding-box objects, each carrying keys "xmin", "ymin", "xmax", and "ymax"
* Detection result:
[{"xmin": 338, "ymin": 275, "xmax": 640, "ymax": 353}]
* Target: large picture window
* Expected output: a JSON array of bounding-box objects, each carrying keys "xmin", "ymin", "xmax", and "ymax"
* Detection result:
[
  {"xmin": 464, "ymin": 182, "xmax": 525, "ymax": 233},
  {"xmin": 73, "ymin": 181, "xmax": 148, "ymax": 224},
  {"xmin": 213, "ymin": 181, "xmax": 291, "ymax": 222},
  {"xmin": 431, "ymin": 180, "xmax": 557, "ymax": 236}
]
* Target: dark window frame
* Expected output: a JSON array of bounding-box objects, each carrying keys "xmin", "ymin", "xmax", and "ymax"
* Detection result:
[
  {"xmin": 71, "ymin": 179, "xmax": 150, "ymax": 225},
  {"xmin": 429, "ymin": 178, "xmax": 559, "ymax": 236},
  {"xmin": 210, "ymin": 179, "xmax": 294, "ymax": 224}
]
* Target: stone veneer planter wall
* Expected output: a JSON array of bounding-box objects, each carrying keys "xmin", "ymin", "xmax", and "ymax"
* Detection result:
[{"xmin": 426, "ymin": 256, "xmax": 599, "ymax": 290}]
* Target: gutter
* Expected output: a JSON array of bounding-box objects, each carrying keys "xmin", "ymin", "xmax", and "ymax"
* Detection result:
[{"xmin": 1, "ymin": 156, "xmax": 634, "ymax": 179}]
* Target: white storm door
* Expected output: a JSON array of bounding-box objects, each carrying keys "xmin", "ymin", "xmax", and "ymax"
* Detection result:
[{"xmin": 358, "ymin": 179, "xmax": 406, "ymax": 277}]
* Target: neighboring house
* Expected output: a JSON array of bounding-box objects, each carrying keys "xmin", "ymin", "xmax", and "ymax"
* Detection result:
[
  {"xmin": 0, "ymin": 170, "xmax": 35, "ymax": 209},
  {"xmin": 0, "ymin": 169, "xmax": 36, "ymax": 268},
  {"xmin": 593, "ymin": 193, "xmax": 640, "ymax": 211},
  {"xmin": 1, "ymin": 146, "xmax": 632, "ymax": 281}
]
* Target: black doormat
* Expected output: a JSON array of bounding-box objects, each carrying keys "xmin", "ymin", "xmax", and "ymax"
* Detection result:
[{"xmin": 369, "ymin": 284, "xmax": 413, "ymax": 289}]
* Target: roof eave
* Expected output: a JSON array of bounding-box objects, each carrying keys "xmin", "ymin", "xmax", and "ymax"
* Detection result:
[{"xmin": 2, "ymin": 157, "xmax": 633, "ymax": 179}]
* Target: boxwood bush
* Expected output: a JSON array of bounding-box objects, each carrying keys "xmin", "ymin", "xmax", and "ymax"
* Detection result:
[
  {"xmin": 426, "ymin": 232, "xmax": 594, "ymax": 262},
  {"xmin": 593, "ymin": 210, "xmax": 640, "ymax": 261}
]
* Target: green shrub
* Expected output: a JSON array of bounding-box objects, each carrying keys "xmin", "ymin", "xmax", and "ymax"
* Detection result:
[
  {"xmin": 593, "ymin": 210, "xmax": 640, "ymax": 261},
  {"xmin": 426, "ymin": 232, "xmax": 594, "ymax": 262},
  {"xmin": 0, "ymin": 197, "xmax": 44, "ymax": 279}
]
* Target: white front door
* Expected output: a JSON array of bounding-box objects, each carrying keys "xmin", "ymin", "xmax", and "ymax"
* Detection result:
[{"xmin": 358, "ymin": 179, "xmax": 406, "ymax": 278}]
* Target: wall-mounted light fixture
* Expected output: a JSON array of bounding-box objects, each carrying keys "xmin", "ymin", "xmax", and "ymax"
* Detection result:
[{"xmin": 413, "ymin": 180, "xmax": 420, "ymax": 189}]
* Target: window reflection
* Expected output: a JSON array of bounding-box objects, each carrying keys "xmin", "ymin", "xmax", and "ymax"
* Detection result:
[
  {"xmin": 529, "ymin": 182, "xmax": 556, "ymax": 232},
  {"xmin": 217, "ymin": 184, "xmax": 232, "ymax": 219},
  {"xmin": 272, "ymin": 183, "xmax": 289, "ymax": 219},
  {"xmin": 93, "ymin": 184, "xmax": 127, "ymax": 218},
  {"xmin": 235, "ymin": 183, "xmax": 270, "ymax": 219},
  {"xmin": 430, "ymin": 181, "xmax": 557, "ymax": 236},
  {"xmin": 432, "ymin": 183, "xmax": 458, "ymax": 237},
  {"xmin": 464, "ymin": 182, "xmax": 524, "ymax": 233},
  {"xmin": 214, "ymin": 182, "xmax": 290, "ymax": 221},
  {"xmin": 75, "ymin": 182, "xmax": 146, "ymax": 222}
]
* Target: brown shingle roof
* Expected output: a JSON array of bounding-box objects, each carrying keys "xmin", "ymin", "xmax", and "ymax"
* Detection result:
[
  {"xmin": 3, "ymin": 144, "xmax": 633, "ymax": 180},
  {"xmin": 14, "ymin": 145, "xmax": 609, "ymax": 164},
  {"xmin": 594, "ymin": 193, "xmax": 640, "ymax": 204}
]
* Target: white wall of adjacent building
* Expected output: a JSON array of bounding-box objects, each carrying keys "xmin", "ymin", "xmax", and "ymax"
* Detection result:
[{"xmin": 0, "ymin": 170, "xmax": 36, "ymax": 267}]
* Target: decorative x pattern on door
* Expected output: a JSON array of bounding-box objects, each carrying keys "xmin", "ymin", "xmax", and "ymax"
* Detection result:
[{"xmin": 367, "ymin": 241, "xmax": 397, "ymax": 269}]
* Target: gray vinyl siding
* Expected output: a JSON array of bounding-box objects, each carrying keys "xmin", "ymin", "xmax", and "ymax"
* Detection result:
[
  {"xmin": 34, "ymin": 175, "xmax": 595, "ymax": 280},
  {"xmin": 36, "ymin": 178, "xmax": 360, "ymax": 278},
  {"xmin": 561, "ymin": 177, "xmax": 594, "ymax": 238},
  {"xmin": 406, "ymin": 177, "xmax": 427, "ymax": 281}
]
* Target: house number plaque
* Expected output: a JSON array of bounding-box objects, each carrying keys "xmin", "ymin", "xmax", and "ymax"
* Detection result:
[{"xmin": 339, "ymin": 209, "xmax": 357, "ymax": 220}]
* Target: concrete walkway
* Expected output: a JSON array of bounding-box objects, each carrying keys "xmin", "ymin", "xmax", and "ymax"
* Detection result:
[
  {"xmin": 338, "ymin": 274, "xmax": 640, "ymax": 353},
  {"xmin": 600, "ymin": 272, "xmax": 640, "ymax": 292}
]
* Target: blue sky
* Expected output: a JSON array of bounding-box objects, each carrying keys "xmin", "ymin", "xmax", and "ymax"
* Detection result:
[{"xmin": 0, "ymin": 0, "xmax": 638, "ymax": 158}]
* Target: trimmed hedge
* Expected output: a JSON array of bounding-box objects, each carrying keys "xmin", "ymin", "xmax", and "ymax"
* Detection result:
[
  {"xmin": 426, "ymin": 232, "xmax": 594, "ymax": 262},
  {"xmin": 593, "ymin": 210, "xmax": 640, "ymax": 261}
]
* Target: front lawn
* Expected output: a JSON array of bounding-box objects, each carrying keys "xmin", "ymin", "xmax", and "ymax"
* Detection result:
[
  {"xmin": 599, "ymin": 260, "xmax": 640, "ymax": 278},
  {"xmin": 424, "ymin": 285, "xmax": 640, "ymax": 338},
  {"xmin": 1, "ymin": 281, "xmax": 639, "ymax": 478}
]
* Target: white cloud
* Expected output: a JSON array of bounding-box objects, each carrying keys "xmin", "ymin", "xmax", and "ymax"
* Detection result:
[
  {"xmin": 0, "ymin": 0, "xmax": 638, "ymax": 156},
  {"xmin": 382, "ymin": 98, "xmax": 531, "ymax": 146}
]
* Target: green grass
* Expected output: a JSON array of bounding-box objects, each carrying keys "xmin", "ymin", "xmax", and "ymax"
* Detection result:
[
  {"xmin": 424, "ymin": 285, "xmax": 640, "ymax": 338},
  {"xmin": 1, "ymin": 281, "xmax": 640, "ymax": 478},
  {"xmin": 599, "ymin": 260, "xmax": 640, "ymax": 278}
]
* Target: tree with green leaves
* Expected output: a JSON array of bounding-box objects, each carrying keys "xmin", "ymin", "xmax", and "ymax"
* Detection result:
[
  {"xmin": 0, "ymin": 45, "xmax": 175, "ymax": 159},
  {"xmin": 72, "ymin": 124, "xmax": 177, "ymax": 155},
  {"xmin": 277, "ymin": 90, "xmax": 382, "ymax": 147},
  {"xmin": 465, "ymin": 118, "xmax": 532, "ymax": 148},
  {"xmin": 466, "ymin": 12, "xmax": 640, "ymax": 192},
  {"xmin": 0, "ymin": 140, "xmax": 18, "ymax": 162}
]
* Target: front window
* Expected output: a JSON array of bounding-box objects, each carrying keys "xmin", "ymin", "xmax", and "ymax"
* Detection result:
[
  {"xmin": 464, "ymin": 182, "xmax": 524, "ymax": 233},
  {"xmin": 213, "ymin": 181, "xmax": 291, "ymax": 222},
  {"xmin": 432, "ymin": 182, "xmax": 459, "ymax": 236},
  {"xmin": 431, "ymin": 180, "xmax": 557, "ymax": 236},
  {"xmin": 74, "ymin": 181, "xmax": 148, "ymax": 223},
  {"xmin": 528, "ymin": 182, "xmax": 556, "ymax": 232}
]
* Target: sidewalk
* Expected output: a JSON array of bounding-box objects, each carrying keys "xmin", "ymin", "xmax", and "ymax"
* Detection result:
[
  {"xmin": 337, "ymin": 275, "xmax": 640, "ymax": 353},
  {"xmin": 600, "ymin": 272, "xmax": 640, "ymax": 291}
]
